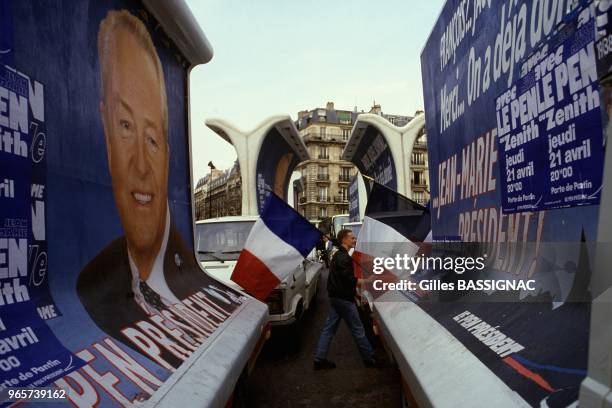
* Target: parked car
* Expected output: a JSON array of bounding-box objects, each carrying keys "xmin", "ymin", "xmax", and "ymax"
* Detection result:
[{"xmin": 195, "ymin": 216, "xmax": 322, "ymax": 325}]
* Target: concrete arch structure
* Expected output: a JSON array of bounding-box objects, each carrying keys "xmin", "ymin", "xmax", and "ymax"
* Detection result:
[
  {"xmin": 206, "ymin": 115, "xmax": 310, "ymax": 215},
  {"xmin": 341, "ymin": 112, "xmax": 426, "ymax": 199}
]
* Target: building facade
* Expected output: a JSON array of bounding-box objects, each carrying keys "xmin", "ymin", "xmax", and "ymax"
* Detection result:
[
  {"xmin": 194, "ymin": 161, "xmax": 242, "ymax": 220},
  {"xmin": 293, "ymin": 101, "xmax": 415, "ymax": 222},
  {"xmin": 194, "ymin": 176, "xmax": 208, "ymax": 220},
  {"xmin": 410, "ymin": 126, "xmax": 429, "ymax": 206},
  {"xmin": 293, "ymin": 102, "xmax": 357, "ymax": 221}
]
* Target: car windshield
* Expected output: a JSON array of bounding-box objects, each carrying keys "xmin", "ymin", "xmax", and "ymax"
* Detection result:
[
  {"xmin": 345, "ymin": 223, "xmax": 362, "ymax": 239},
  {"xmin": 333, "ymin": 215, "xmax": 349, "ymax": 235},
  {"xmin": 196, "ymin": 221, "xmax": 255, "ymax": 261}
]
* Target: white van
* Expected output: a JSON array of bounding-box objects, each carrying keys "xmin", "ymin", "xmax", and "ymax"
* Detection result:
[{"xmin": 195, "ymin": 216, "xmax": 322, "ymax": 325}]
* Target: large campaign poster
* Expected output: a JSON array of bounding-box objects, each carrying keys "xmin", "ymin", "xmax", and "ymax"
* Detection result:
[
  {"xmin": 421, "ymin": 1, "xmax": 603, "ymax": 405},
  {"xmin": 496, "ymin": 17, "xmax": 603, "ymax": 213},
  {"xmin": 0, "ymin": 1, "xmax": 247, "ymax": 405},
  {"xmin": 350, "ymin": 126, "xmax": 397, "ymax": 193}
]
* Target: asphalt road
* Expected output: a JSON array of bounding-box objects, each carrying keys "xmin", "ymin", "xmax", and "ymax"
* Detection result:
[{"xmin": 242, "ymin": 267, "xmax": 402, "ymax": 408}]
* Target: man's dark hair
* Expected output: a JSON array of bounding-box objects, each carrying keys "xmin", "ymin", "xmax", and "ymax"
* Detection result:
[{"xmin": 337, "ymin": 229, "xmax": 352, "ymax": 244}]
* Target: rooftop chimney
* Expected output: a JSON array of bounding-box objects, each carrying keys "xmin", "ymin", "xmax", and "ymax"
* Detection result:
[
  {"xmin": 369, "ymin": 100, "xmax": 382, "ymax": 114},
  {"xmin": 326, "ymin": 101, "xmax": 335, "ymax": 111}
]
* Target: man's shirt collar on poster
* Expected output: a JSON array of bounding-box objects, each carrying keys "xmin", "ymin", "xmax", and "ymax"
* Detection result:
[{"xmin": 128, "ymin": 206, "xmax": 181, "ymax": 314}]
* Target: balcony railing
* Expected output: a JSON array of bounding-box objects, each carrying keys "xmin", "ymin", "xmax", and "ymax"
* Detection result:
[
  {"xmin": 317, "ymin": 174, "xmax": 330, "ymax": 181},
  {"xmin": 317, "ymin": 196, "xmax": 330, "ymax": 202},
  {"xmin": 303, "ymin": 130, "xmax": 348, "ymax": 142},
  {"xmin": 413, "ymin": 141, "xmax": 427, "ymax": 149},
  {"xmin": 302, "ymin": 134, "xmax": 321, "ymax": 142},
  {"xmin": 317, "ymin": 155, "xmax": 329, "ymax": 160},
  {"xmin": 334, "ymin": 196, "xmax": 347, "ymax": 203},
  {"xmin": 338, "ymin": 175, "xmax": 351, "ymax": 182},
  {"xmin": 411, "ymin": 180, "xmax": 428, "ymax": 187}
]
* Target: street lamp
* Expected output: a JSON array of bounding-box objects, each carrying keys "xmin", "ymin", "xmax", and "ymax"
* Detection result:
[{"xmin": 208, "ymin": 161, "xmax": 215, "ymax": 218}]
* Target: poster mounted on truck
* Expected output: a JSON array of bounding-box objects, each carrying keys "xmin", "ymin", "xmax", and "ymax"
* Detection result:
[
  {"xmin": 0, "ymin": 1, "xmax": 266, "ymax": 406},
  {"xmin": 421, "ymin": 1, "xmax": 606, "ymax": 405}
]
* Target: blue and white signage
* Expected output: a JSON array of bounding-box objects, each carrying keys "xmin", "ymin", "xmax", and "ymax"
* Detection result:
[{"xmin": 496, "ymin": 18, "xmax": 604, "ymax": 213}]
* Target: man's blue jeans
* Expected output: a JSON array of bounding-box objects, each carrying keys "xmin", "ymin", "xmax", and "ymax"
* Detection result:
[{"xmin": 314, "ymin": 297, "xmax": 375, "ymax": 362}]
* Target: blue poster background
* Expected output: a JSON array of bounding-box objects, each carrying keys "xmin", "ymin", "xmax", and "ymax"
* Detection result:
[
  {"xmin": 0, "ymin": 62, "xmax": 83, "ymax": 396},
  {"xmin": 0, "ymin": 0, "xmax": 13, "ymax": 66},
  {"xmin": 421, "ymin": 1, "xmax": 600, "ymax": 405},
  {"xmin": 496, "ymin": 19, "xmax": 604, "ymax": 213},
  {"xmin": 350, "ymin": 126, "xmax": 397, "ymax": 193}
]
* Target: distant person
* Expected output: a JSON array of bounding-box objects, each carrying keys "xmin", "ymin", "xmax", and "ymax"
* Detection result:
[
  {"xmin": 326, "ymin": 233, "xmax": 339, "ymax": 261},
  {"xmin": 315, "ymin": 235, "xmax": 329, "ymax": 267},
  {"xmin": 326, "ymin": 234, "xmax": 335, "ymax": 251},
  {"xmin": 313, "ymin": 229, "xmax": 377, "ymax": 369}
]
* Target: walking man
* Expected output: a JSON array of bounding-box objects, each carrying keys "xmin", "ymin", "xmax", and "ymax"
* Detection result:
[
  {"xmin": 316, "ymin": 235, "xmax": 330, "ymax": 268},
  {"xmin": 314, "ymin": 229, "xmax": 377, "ymax": 369}
]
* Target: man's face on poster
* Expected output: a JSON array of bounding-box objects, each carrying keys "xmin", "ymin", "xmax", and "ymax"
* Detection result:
[{"xmin": 100, "ymin": 28, "xmax": 168, "ymax": 255}]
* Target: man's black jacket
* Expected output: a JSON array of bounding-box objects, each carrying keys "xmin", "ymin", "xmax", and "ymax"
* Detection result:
[{"xmin": 327, "ymin": 246, "xmax": 357, "ymax": 302}]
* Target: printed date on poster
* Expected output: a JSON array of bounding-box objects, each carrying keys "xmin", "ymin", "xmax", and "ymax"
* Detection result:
[{"xmin": 495, "ymin": 19, "xmax": 604, "ymax": 213}]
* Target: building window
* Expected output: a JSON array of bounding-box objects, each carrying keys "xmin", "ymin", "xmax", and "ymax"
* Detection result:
[
  {"xmin": 339, "ymin": 167, "xmax": 351, "ymax": 182},
  {"xmin": 320, "ymin": 207, "xmax": 327, "ymax": 218},
  {"xmin": 318, "ymin": 166, "xmax": 329, "ymax": 181},
  {"xmin": 318, "ymin": 186, "xmax": 328, "ymax": 201},
  {"xmin": 319, "ymin": 146, "xmax": 328, "ymax": 159},
  {"xmin": 339, "ymin": 187, "xmax": 347, "ymax": 200},
  {"xmin": 412, "ymin": 152, "xmax": 425, "ymax": 165},
  {"xmin": 413, "ymin": 171, "xmax": 423, "ymax": 185},
  {"xmin": 320, "ymin": 127, "xmax": 327, "ymax": 139},
  {"xmin": 342, "ymin": 129, "xmax": 350, "ymax": 140}
]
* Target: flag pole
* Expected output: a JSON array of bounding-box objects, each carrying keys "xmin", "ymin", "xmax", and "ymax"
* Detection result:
[{"xmin": 361, "ymin": 174, "xmax": 375, "ymax": 182}]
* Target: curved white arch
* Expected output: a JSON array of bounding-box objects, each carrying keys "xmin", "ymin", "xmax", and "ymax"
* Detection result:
[
  {"xmin": 206, "ymin": 116, "xmax": 310, "ymax": 215},
  {"xmin": 341, "ymin": 113, "xmax": 426, "ymax": 198}
]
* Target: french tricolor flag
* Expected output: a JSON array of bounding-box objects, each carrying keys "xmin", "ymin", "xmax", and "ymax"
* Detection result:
[
  {"xmin": 353, "ymin": 182, "xmax": 431, "ymax": 299},
  {"xmin": 231, "ymin": 193, "xmax": 321, "ymax": 301}
]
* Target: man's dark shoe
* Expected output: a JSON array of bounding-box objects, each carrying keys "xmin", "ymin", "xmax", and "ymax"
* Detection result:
[
  {"xmin": 364, "ymin": 358, "xmax": 384, "ymax": 368},
  {"xmin": 314, "ymin": 359, "xmax": 336, "ymax": 370}
]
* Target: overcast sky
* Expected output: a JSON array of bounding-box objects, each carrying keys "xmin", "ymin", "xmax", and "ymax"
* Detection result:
[{"xmin": 186, "ymin": 0, "xmax": 445, "ymax": 183}]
